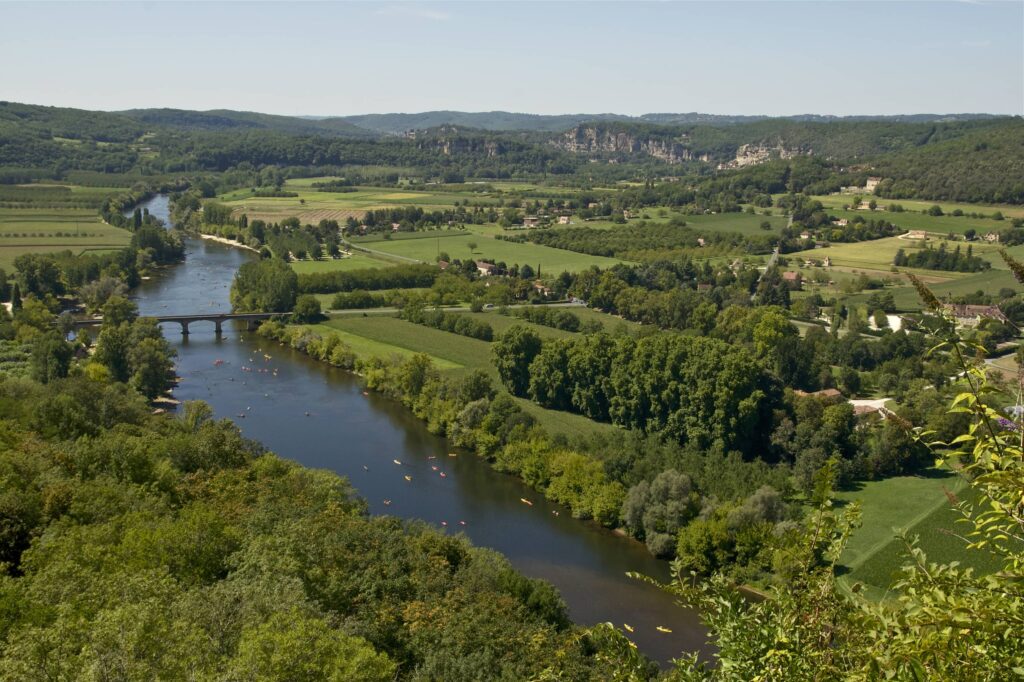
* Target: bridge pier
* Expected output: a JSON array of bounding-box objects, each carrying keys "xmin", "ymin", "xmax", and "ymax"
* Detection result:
[
  {"xmin": 180, "ymin": 321, "xmax": 189, "ymax": 336},
  {"xmin": 215, "ymin": 319, "xmax": 223, "ymax": 336}
]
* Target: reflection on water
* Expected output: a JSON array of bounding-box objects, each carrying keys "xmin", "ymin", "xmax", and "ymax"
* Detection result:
[{"xmin": 132, "ymin": 196, "xmax": 710, "ymax": 665}]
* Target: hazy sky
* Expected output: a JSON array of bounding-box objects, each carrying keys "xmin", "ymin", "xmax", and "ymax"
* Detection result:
[{"xmin": 1, "ymin": 1, "xmax": 1021, "ymax": 116}]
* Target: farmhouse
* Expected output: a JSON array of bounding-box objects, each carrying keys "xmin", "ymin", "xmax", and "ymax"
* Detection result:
[
  {"xmin": 800, "ymin": 231, "xmax": 812, "ymax": 240},
  {"xmin": 942, "ymin": 303, "xmax": 1009, "ymax": 328},
  {"xmin": 823, "ymin": 256, "xmax": 831, "ymax": 267},
  {"xmin": 906, "ymin": 230, "xmax": 927, "ymax": 240},
  {"xmin": 833, "ymin": 218, "xmax": 849, "ymax": 227},
  {"xmin": 523, "ymin": 216, "xmax": 540, "ymax": 228},
  {"xmin": 532, "ymin": 281, "xmax": 553, "ymax": 297},
  {"xmin": 782, "ymin": 271, "xmax": 803, "ymax": 289},
  {"xmin": 793, "ymin": 388, "xmax": 844, "ymax": 403},
  {"xmin": 475, "ymin": 260, "xmax": 496, "ymax": 277},
  {"xmin": 865, "ymin": 176, "xmax": 882, "ymax": 192},
  {"xmin": 437, "ymin": 260, "xmax": 450, "ymax": 271},
  {"xmin": 984, "ymin": 232, "xmax": 1001, "ymax": 243},
  {"xmin": 558, "ymin": 215, "xmax": 571, "ymax": 225}
]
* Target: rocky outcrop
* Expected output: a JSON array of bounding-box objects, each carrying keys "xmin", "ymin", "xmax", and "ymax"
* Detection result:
[
  {"xmin": 717, "ymin": 143, "xmax": 810, "ymax": 169},
  {"xmin": 553, "ymin": 125, "xmax": 707, "ymax": 164}
]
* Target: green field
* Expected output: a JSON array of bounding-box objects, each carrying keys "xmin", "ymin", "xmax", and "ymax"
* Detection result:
[
  {"xmin": 0, "ymin": 207, "xmax": 131, "ymax": 270},
  {"xmin": 217, "ymin": 183, "xmax": 501, "ymax": 225},
  {"xmin": 823, "ymin": 207, "xmax": 1007, "ymax": 236},
  {"xmin": 807, "ymin": 194, "xmax": 1024, "ymax": 221},
  {"xmin": 786, "ymin": 235, "xmax": 1024, "ymax": 311},
  {"xmin": 353, "ymin": 226, "xmax": 625, "ymax": 273},
  {"xmin": 836, "ymin": 470, "xmax": 1003, "ymax": 597},
  {"xmin": 290, "ymin": 251, "xmax": 392, "ymax": 274}
]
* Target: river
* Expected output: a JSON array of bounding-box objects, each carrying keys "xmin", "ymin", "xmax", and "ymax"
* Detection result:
[{"xmin": 132, "ymin": 196, "xmax": 709, "ymax": 665}]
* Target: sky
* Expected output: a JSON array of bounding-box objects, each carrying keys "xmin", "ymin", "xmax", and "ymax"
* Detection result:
[{"xmin": 1, "ymin": 1, "xmax": 1021, "ymax": 117}]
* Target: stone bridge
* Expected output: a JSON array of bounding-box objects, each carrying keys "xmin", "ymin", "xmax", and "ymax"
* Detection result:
[{"xmin": 72, "ymin": 312, "xmax": 280, "ymax": 336}]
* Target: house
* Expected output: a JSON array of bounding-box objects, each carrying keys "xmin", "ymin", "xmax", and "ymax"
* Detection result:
[
  {"xmin": 558, "ymin": 215, "xmax": 571, "ymax": 225},
  {"xmin": 782, "ymin": 271, "xmax": 803, "ymax": 290},
  {"xmin": 865, "ymin": 176, "xmax": 882, "ymax": 192},
  {"xmin": 475, "ymin": 261, "xmax": 496, "ymax": 277},
  {"xmin": 391, "ymin": 222, "xmax": 401, "ymax": 232},
  {"xmin": 523, "ymin": 216, "xmax": 540, "ymax": 228},
  {"xmin": 942, "ymin": 303, "xmax": 1009, "ymax": 327},
  {"xmin": 532, "ymin": 281, "xmax": 552, "ymax": 297},
  {"xmin": 833, "ymin": 218, "xmax": 849, "ymax": 227},
  {"xmin": 587, "ymin": 202, "xmax": 599, "ymax": 209},
  {"xmin": 793, "ymin": 388, "xmax": 844, "ymax": 403},
  {"xmin": 800, "ymin": 231, "xmax": 812, "ymax": 240},
  {"xmin": 697, "ymin": 237, "xmax": 706, "ymax": 247},
  {"xmin": 984, "ymin": 232, "xmax": 1001, "ymax": 243},
  {"xmin": 906, "ymin": 230, "xmax": 927, "ymax": 240},
  {"xmin": 437, "ymin": 260, "xmax": 450, "ymax": 271},
  {"xmin": 823, "ymin": 256, "xmax": 832, "ymax": 267}
]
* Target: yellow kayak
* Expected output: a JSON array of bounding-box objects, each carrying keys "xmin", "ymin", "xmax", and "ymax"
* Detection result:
[
  {"xmin": 623, "ymin": 624, "xmax": 634, "ymax": 633},
  {"xmin": 404, "ymin": 475, "xmax": 412, "ymax": 482},
  {"xmin": 520, "ymin": 498, "xmax": 533, "ymax": 506},
  {"xmin": 655, "ymin": 626, "xmax": 672, "ymax": 634}
]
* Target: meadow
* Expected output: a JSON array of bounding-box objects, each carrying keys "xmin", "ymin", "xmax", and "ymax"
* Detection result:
[
  {"xmin": 836, "ymin": 470, "xmax": 1003, "ymax": 598},
  {"xmin": 834, "ymin": 468, "xmax": 995, "ymax": 597},
  {"xmin": 822, "ymin": 206, "xmax": 1008, "ymax": 236},
  {"xmin": 807, "ymin": 194, "xmax": 1024, "ymax": 221},
  {"xmin": 289, "ymin": 251, "xmax": 392, "ymax": 274},
  {"xmin": 351, "ymin": 225, "xmax": 626, "ymax": 273},
  {"xmin": 217, "ymin": 182, "xmax": 501, "ymax": 225},
  {"xmin": 0, "ymin": 207, "xmax": 131, "ymax": 270}
]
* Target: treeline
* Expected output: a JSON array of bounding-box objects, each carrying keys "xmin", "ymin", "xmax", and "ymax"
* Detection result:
[
  {"xmin": 0, "ymin": 365, "xmax": 647, "ymax": 679},
  {"xmin": 297, "ymin": 262, "xmax": 440, "ymax": 294},
  {"xmin": 507, "ymin": 306, "xmax": 584, "ymax": 332},
  {"xmin": 400, "ymin": 306, "xmax": 494, "ymax": 340},
  {"xmin": 894, "ymin": 243, "xmax": 990, "ymax": 272},
  {"xmin": 504, "ymin": 222, "xmax": 775, "ymax": 260},
  {"xmin": 494, "ymin": 328, "xmax": 777, "ymax": 453}
]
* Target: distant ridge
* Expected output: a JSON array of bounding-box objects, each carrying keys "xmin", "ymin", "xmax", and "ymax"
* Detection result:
[{"xmin": 337, "ymin": 110, "xmax": 1000, "ymax": 134}]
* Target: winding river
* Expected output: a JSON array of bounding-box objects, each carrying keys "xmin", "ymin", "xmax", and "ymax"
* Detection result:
[{"xmin": 133, "ymin": 196, "xmax": 708, "ymax": 665}]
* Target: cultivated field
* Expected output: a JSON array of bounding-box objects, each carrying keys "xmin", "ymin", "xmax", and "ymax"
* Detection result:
[
  {"xmin": 836, "ymin": 470, "xmax": 1002, "ymax": 597},
  {"xmin": 289, "ymin": 251, "xmax": 392, "ymax": 274},
  {"xmin": 0, "ymin": 207, "xmax": 131, "ymax": 270},
  {"xmin": 807, "ymin": 194, "xmax": 1024, "ymax": 221},
  {"xmin": 217, "ymin": 182, "xmax": 501, "ymax": 225},
  {"xmin": 351, "ymin": 225, "xmax": 625, "ymax": 273}
]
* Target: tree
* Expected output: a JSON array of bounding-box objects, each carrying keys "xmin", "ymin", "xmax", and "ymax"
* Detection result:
[
  {"xmin": 13, "ymin": 253, "xmax": 63, "ymax": 297},
  {"xmin": 491, "ymin": 325, "xmax": 542, "ymax": 396},
  {"xmin": 102, "ymin": 295, "xmax": 138, "ymax": 327},
  {"xmin": 30, "ymin": 332, "xmax": 73, "ymax": 383},
  {"xmin": 229, "ymin": 609, "xmax": 395, "ymax": 682},
  {"xmin": 10, "ymin": 282, "xmax": 21, "ymax": 311},
  {"xmin": 292, "ymin": 294, "xmax": 322, "ymax": 323},
  {"xmin": 129, "ymin": 336, "xmax": 175, "ymax": 399},
  {"xmin": 467, "ymin": 241, "xmax": 478, "ymax": 255},
  {"xmin": 231, "ymin": 259, "xmax": 298, "ymax": 313}
]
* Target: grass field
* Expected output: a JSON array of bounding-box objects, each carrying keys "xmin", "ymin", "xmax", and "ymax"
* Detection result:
[
  {"xmin": 353, "ymin": 225, "xmax": 625, "ymax": 273},
  {"xmin": 822, "ymin": 207, "xmax": 1007, "ymax": 236},
  {"xmin": 217, "ymin": 182, "xmax": 501, "ymax": 225},
  {"xmin": 290, "ymin": 251, "xmax": 392, "ymax": 274},
  {"xmin": 806, "ymin": 194, "xmax": 1024, "ymax": 221},
  {"xmin": 0, "ymin": 207, "xmax": 131, "ymax": 270},
  {"xmin": 835, "ymin": 468, "xmax": 1002, "ymax": 597}
]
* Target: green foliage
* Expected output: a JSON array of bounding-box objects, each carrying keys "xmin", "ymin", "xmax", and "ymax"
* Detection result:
[
  {"xmin": 492, "ymin": 325, "xmax": 543, "ymax": 396},
  {"xmin": 230, "ymin": 258, "xmax": 298, "ymax": 312},
  {"xmin": 291, "ymin": 294, "xmax": 322, "ymax": 323},
  {"xmin": 0, "ymin": 369, "xmax": 644, "ymax": 680}
]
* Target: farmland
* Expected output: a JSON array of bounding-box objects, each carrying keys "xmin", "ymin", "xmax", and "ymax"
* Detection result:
[
  {"xmin": 836, "ymin": 470, "xmax": 1003, "ymax": 598},
  {"xmin": 0, "ymin": 207, "xmax": 131, "ymax": 270},
  {"xmin": 350, "ymin": 225, "xmax": 626, "ymax": 273}
]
